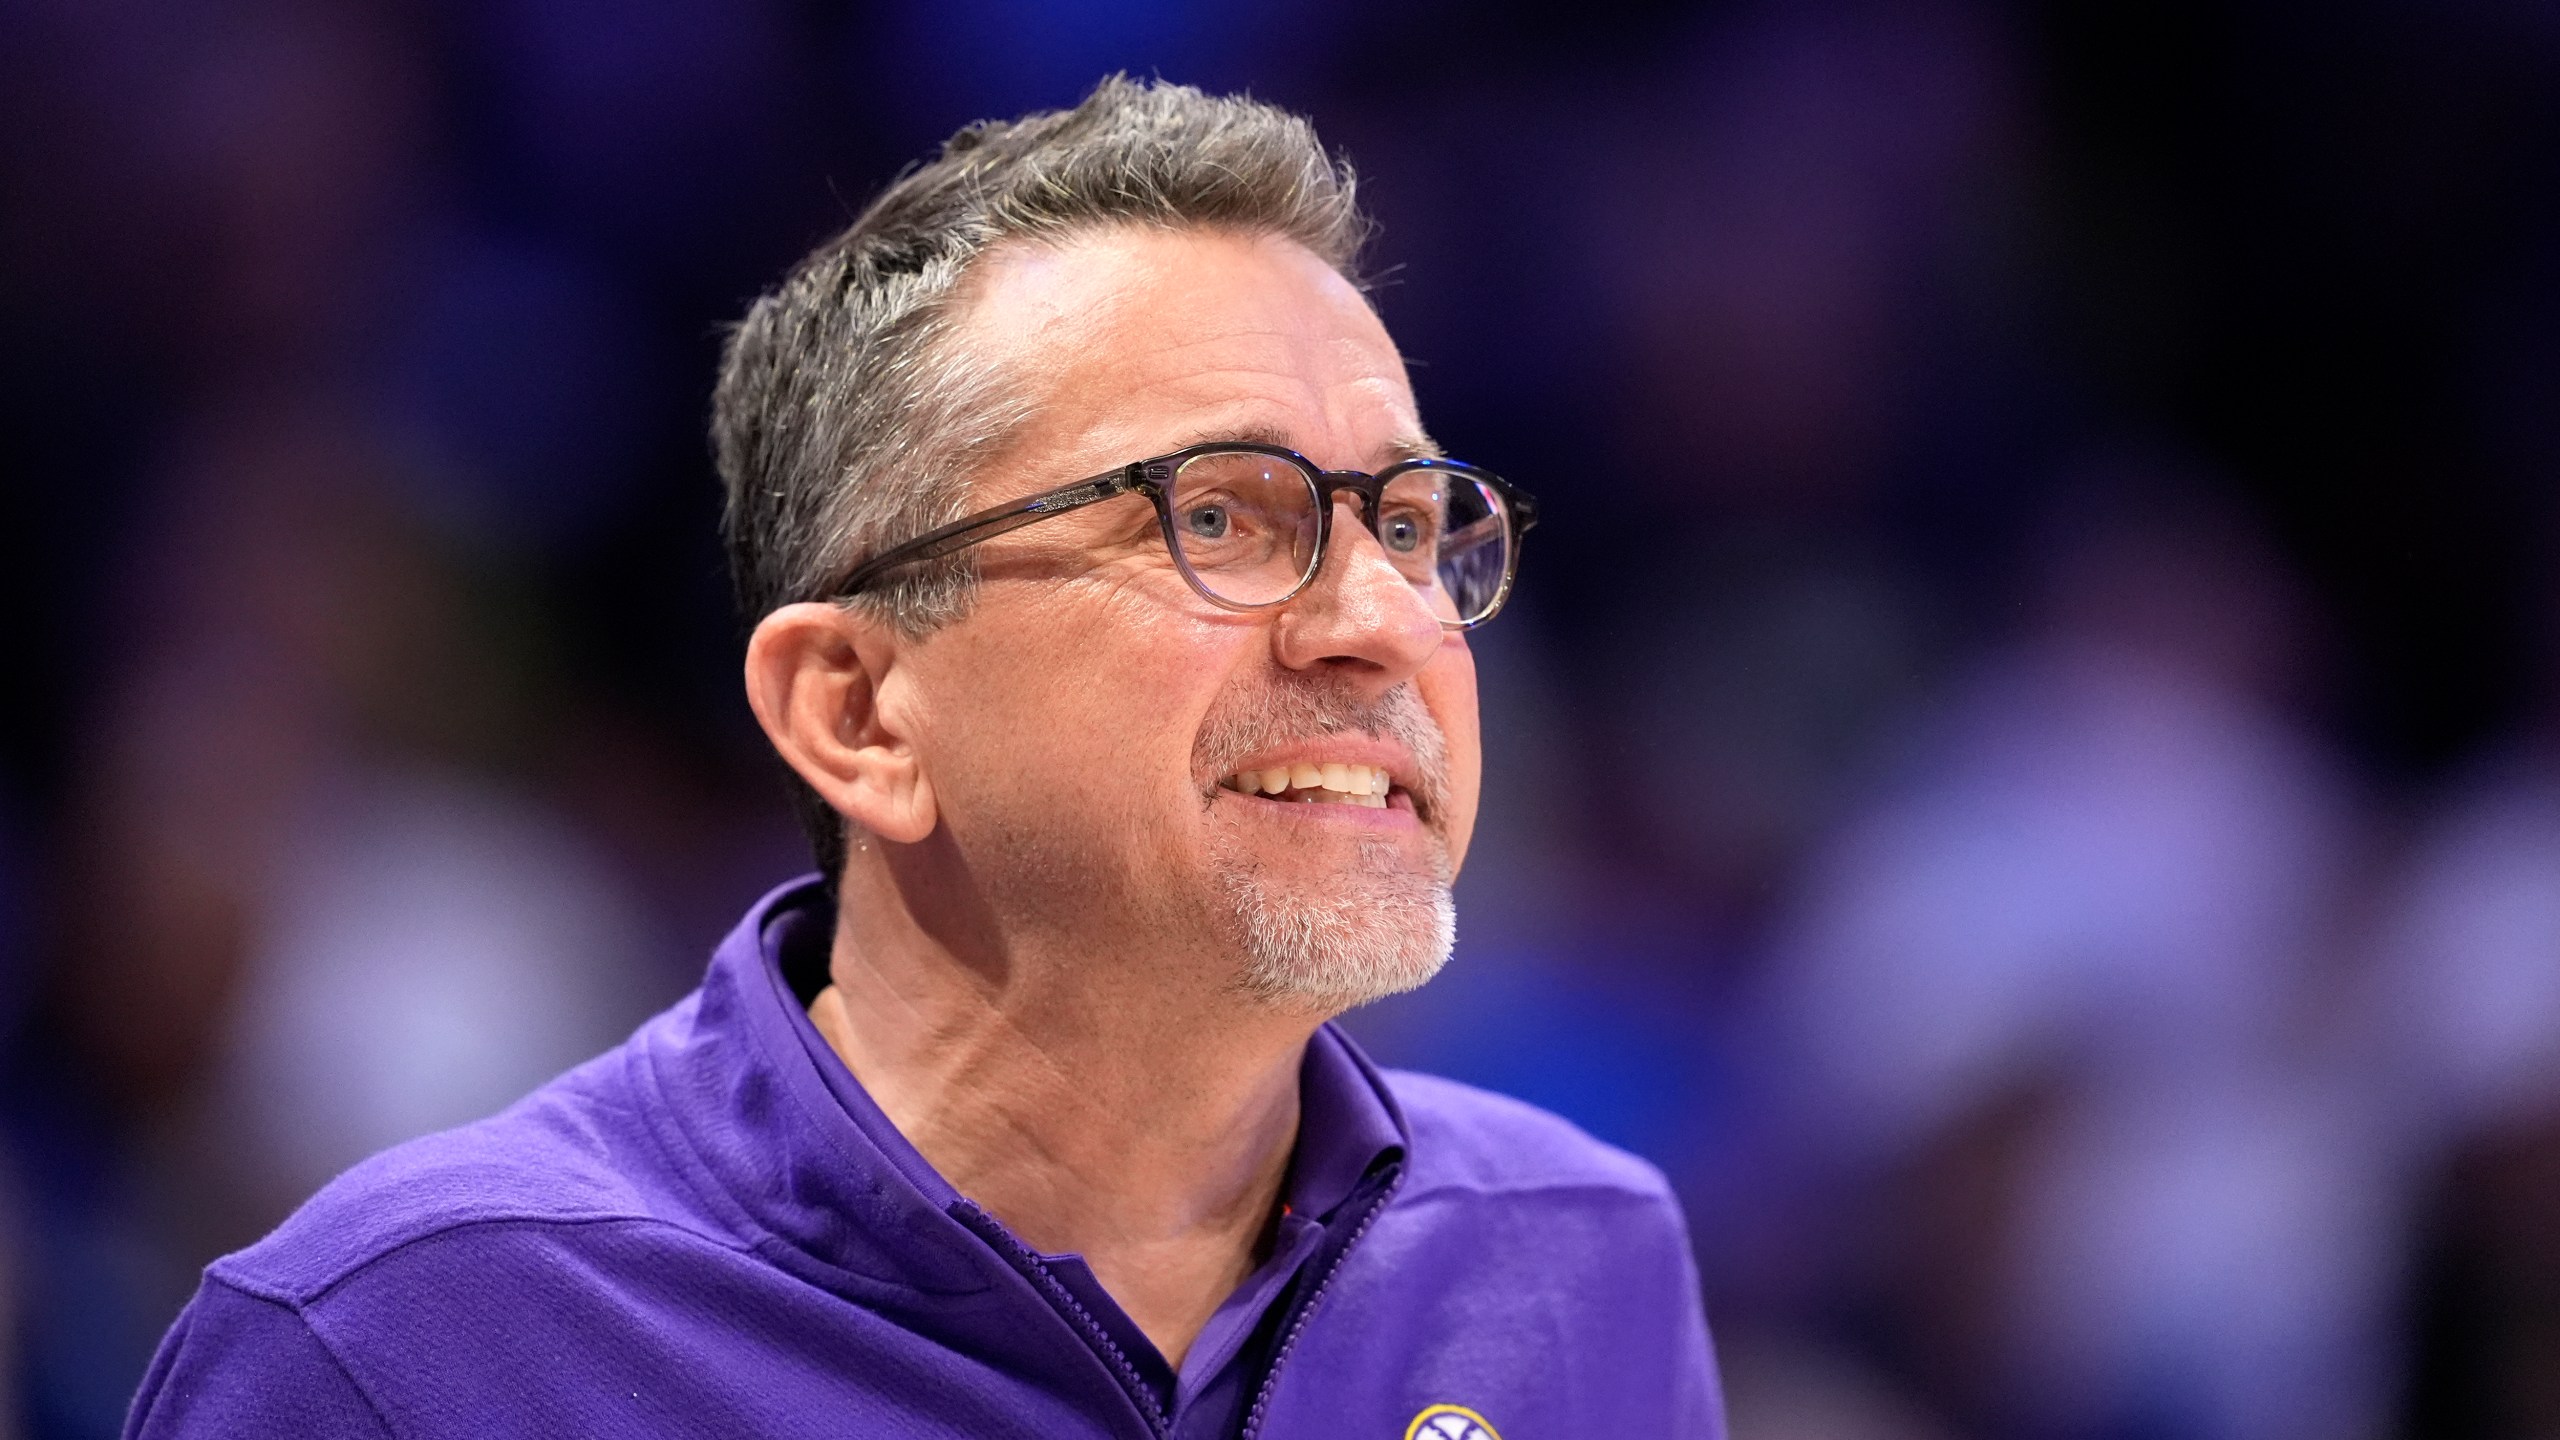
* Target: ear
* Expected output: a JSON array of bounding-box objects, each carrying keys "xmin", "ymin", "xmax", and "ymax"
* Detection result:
[{"xmin": 743, "ymin": 603, "xmax": 938, "ymax": 845}]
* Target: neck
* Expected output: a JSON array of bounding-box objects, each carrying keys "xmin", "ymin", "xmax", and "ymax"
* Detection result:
[{"xmin": 810, "ymin": 846, "xmax": 1322, "ymax": 1369}]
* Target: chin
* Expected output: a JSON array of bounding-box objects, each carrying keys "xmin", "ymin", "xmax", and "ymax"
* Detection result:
[{"xmin": 1218, "ymin": 838, "xmax": 1457, "ymax": 1013}]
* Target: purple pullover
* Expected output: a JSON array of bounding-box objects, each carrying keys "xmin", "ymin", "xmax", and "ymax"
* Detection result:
[{"xmin": 127, "ymin": 879, "xmax": 1723, "ymax": 1438}]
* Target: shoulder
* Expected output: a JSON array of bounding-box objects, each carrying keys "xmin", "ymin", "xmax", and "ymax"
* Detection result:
[
  {"xmin": 127, "ymin": 1274, "xmax": 396, "ymax": 1438},
  {"xmin": 212, "ymin": 1038, "xmax": 722, "ymax": 1307},
  {"xmin": 1381, "ymin": 1068, "xmax": 1678, "ymax": 1210}
]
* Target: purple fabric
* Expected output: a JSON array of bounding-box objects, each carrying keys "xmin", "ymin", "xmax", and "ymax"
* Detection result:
[{"xmin": 126, "ymin": 878, "xmax": 1724, "ymax": 1439}]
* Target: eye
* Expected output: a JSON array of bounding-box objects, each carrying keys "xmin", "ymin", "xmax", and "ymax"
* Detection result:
[
  {"xmin": 1379, "ymin": 511, "xmax": 1425, "ymax": 554},
  {"xmin": 1182, "ymin": 503, "xmax": 1232, "ymax": 540}
]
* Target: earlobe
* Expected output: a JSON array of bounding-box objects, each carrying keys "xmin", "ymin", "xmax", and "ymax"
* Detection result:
[{"xmin": 743, "ymin": 604, "xmax": 939, "ymax": 846}]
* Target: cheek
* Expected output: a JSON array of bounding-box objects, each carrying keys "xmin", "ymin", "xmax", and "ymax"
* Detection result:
[
  {"xmin": 1418, "ymin": 639, "xmax": 1483, "ymax": 871},
  {"xmin": 914, "ymin": 592, "xmax": 1244, "ymax": 821}
]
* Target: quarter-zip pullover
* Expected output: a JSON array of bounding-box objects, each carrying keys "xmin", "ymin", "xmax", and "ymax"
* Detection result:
[{"xmin": 126, "ymin": 879, "xmax": 1724, "ymax": 1439}]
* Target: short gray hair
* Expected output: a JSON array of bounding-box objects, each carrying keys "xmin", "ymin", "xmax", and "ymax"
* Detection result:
[{"xmin": 710, "ymin": 76, "xmax": 1374, "ymax": 882}]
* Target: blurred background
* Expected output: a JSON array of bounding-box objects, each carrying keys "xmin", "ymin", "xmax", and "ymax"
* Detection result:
[{"xmin": 1, "ymin": 0, "xmax": 2555, "ymax": 1435}]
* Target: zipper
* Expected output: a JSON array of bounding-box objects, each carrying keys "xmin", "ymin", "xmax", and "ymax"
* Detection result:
[
  {"xmin": 1237, "ymin": 1161, "xmax": 1402, "ymax": 1440},
  {"xmin": 953, "ymin": 1200, "xmax": 1172, "ymax": 1440}
]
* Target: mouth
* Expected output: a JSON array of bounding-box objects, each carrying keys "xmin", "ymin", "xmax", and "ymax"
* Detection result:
[{"xmin": 1217, "ymin": 759, "xmax": 1402, "ymax": 811}]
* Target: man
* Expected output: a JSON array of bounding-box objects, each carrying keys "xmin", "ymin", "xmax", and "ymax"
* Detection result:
[{"xmin": 127, "ymin": 79, "xmax": 1722, "ymax": 1439}]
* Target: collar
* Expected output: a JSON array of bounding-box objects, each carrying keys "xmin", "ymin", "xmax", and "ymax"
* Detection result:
[
  {"xmin": 643, "ymin": 876, "xmax": 1411, "ymax": 1299},
  {"xmin": 1285, "ymin": 1023, "xmax": 1406, "ymax": 1222}
]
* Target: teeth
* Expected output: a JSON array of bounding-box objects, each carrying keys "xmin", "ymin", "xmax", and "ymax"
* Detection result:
[{"xmin": 1221, "ymin": 760, "xmax": 1400, "ymax": 804}]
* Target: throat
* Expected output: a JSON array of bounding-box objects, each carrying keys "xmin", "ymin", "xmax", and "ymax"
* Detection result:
[{"xmin": 803, "ymin": 976, "xmax": 1311, "ymax": 1366}]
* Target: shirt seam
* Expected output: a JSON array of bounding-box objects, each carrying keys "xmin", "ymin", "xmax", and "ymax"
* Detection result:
[
  {"xmin": 201, "ymin": 1275, "xmax": 405, "ymax": 1440},
  {"xmin": 217, "ymin": 1211, "xmax": 758, "ymax": 1309}
]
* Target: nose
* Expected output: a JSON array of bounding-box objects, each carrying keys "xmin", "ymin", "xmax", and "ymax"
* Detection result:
[{"xmin": 1270, "ymin": 496, "xmax": 1446, "ymax": 684}]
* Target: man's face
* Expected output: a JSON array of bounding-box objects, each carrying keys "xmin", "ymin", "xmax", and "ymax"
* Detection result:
[{"xmin": 888, "ymin": 227, "xmax": 1482, "ymax": 1011}]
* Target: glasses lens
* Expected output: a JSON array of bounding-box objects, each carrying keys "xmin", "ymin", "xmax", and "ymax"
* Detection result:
[
  {"xmin": 1167, "ymin": 451, "xmax": 1323, "ymax": 606},
  {"xmin": 1381, "ymin": 467, "xmax": 1514, "ymax": 625}
]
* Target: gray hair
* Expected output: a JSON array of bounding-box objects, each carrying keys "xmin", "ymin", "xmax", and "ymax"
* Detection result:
[{"xmin": 710, "ymin": 76, "xmax": 1374, "ymax": 883}]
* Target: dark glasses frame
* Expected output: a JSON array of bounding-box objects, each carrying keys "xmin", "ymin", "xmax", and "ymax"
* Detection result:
[{"xmin": 826, "ymin": 442, "xmax": 1539, "ymax": 631}]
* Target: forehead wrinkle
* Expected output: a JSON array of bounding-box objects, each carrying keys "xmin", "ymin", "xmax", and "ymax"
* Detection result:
[
  {"xmin": 1073, "ymin": 352, "xmax": 1417, "ymax": 452},
  {"xmin": 962, "ymin": 230, "xmax": 1431, "ymax": 492},
  {"xmin": 1102, "ymin": 353, "xmax": 1304, "ymax": 414},
  {"xmin": 1103, "ymin": 303, "xmax": 1400, "ymax": 399},
  {"xmin": 1139, "ymin": 322, "xmax": 1307, "ymax": 361},
  {"xmin": 1124, "ymin": 359, "xmax": 1323, "ymax": 403},
  {"xmin": 1131, "ymin": 357, "xmax": 1428, "ymax": 467},
  {"xmin": 1174, "ymin": 420, "xmax": 1441, "ymax": 470},
  {"xmin": 1039, "ymin": 280, "xmax": 1324, "ymax": 386}
]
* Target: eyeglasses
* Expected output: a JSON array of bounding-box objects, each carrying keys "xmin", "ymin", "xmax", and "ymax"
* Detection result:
[{"xmin": 830, "ymin": 443, "xmax": 1539, "ymax": 630}]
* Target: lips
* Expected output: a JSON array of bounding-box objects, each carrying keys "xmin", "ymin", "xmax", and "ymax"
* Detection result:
[{"xmin": 1192, "ymin": 676, "xmax": 1448, "ymax": 825}]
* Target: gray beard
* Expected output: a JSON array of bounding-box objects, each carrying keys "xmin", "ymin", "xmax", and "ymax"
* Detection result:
[
  {"xmin": 1218, "ymin": 831, "xmax": 1456, "ymax": 1012},
  {"xmin": 1193, "ymin": 675, "xmax": 1460, "ymax": 1013},
  {"xmin": 1198, "ymin": 671, "xmax": 1464, "ymax": 1009}
]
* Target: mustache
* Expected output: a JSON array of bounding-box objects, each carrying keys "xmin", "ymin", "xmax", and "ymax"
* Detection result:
[{"xmin": 1193, "ymin": 674, "xmax": 1451, "ymax": 823}]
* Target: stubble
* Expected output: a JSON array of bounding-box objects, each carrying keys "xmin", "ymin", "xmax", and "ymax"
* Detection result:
[{"xmin": 1192, "ymin": 674, "xmax": 1459, "ymax": 1012}]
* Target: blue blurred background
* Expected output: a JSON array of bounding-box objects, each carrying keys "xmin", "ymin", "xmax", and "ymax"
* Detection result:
[{"xmin": 3, "ymin": 1, "xmax": 2557, "ymax": 1436}]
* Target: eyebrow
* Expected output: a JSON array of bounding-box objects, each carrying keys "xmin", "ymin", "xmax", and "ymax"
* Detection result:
[{"xmin": 1179, "ymin": 422, "xmax": 1445, "ymax": 468}]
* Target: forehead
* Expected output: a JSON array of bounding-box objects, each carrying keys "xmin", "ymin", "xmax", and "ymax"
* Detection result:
[{"xmin": 948, "ymin": 227, "xmax": 1425, "ymax": 487}]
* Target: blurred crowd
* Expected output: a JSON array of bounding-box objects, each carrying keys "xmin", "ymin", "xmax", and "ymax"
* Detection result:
[{"xmin": 2, "ymin": 1, "xmax": 2555, "ymax": 1437}]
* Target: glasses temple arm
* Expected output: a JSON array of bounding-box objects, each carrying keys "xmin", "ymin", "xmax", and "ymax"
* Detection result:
[{"xmin": 831, "ymin": 471, "xmax": 1142, "ymax": 598}]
